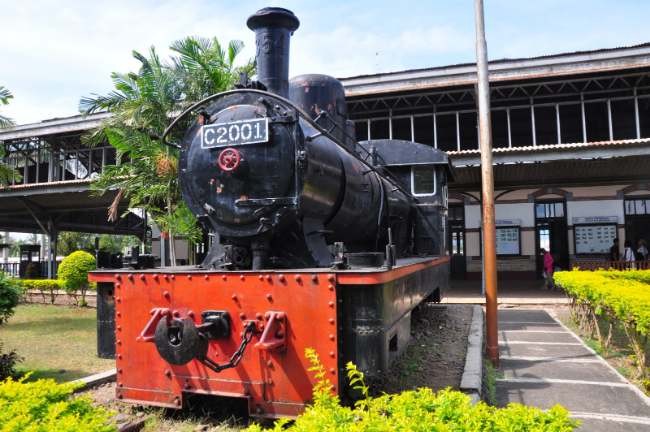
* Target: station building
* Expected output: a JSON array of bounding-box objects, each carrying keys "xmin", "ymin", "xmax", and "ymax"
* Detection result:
[{"xmin": 2, "ymin": 43, "xmax": 650, "ymax": 280}]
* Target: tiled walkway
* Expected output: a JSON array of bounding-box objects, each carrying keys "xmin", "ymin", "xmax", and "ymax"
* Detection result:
[{"xmin": 496, "ymin": 309, "xmax": 650, "ymax": 431}]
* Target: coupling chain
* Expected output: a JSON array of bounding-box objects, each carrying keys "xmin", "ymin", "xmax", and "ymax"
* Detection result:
[{"xmin": 201, "ymin": 321, "xmax": 257, "ymax": 373}]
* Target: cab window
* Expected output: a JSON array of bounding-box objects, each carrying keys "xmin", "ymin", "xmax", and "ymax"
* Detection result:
[{"xmin": 411, "ymin": 165, "xmax": 436, "ymax": 196}]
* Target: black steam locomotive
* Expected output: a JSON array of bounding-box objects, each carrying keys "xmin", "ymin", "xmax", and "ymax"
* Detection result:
[{"xmin": 93, "ymin": 7, "xmax": 452, "ymax": 417}]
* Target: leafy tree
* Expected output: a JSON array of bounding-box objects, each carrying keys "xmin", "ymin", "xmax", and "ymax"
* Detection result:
[
  {"xmin": 0, "ymin": 86, "xmax": 20, "ymax": 186},
  {"xmin": 57, "ymin": 232, "xmax": 95, "ymax": 256},
  {"xmin": 80, "ymin": 37, "xmax": 254, "ymax": 264},
  {"xmin": 57, "ymin": 231, "xmax": 140, "ymax": 256}
]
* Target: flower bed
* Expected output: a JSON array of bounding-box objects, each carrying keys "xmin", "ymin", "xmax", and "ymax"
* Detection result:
[
  {"xmin": 246, "ymin": 349, "xmax": 578, "ymax": 431},
  {"xmin": 554, "ymin": 269, "xmax": 650, "ymax": 380}
]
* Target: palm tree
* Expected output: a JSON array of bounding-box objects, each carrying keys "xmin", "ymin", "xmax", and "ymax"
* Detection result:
[
  {"xmin": 0, "ymin": 86, "xmax": 14, "ymax": 129},
  {"xmin": 0, "ymin": 86, "xmax": 18, "ymax": 186},
  {"xmin": 80, "ymin": 37, "xmax": 254, "ymax": 264}
]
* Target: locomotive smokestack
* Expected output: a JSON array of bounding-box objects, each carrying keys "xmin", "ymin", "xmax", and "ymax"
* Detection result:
[{"xmin": 247, "ymin": 7, "xmax": 300, "ymax": 97}]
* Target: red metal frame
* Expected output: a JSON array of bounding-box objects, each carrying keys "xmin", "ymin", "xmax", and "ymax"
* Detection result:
[
  {"xmin": 89, "ymin": 271, "xmax": 339, "ymax": 417},
  {"xmin": 88, "ymin": 256, "xmax": 448, "ymax": 418}
]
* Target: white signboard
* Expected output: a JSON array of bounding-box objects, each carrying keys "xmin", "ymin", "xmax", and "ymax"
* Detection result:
[
  {"xmin": 496, "ymin": 227, "xmax": 520, "ymax": 255},
  {"xmin": 575, "ymin": 224, "xmax": 617, "ymax": 254}
]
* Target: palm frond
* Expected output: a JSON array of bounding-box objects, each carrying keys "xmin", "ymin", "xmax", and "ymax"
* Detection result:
[{"xmin": 0, "ymin": 86, "xmax": 13, "ymax": 105}]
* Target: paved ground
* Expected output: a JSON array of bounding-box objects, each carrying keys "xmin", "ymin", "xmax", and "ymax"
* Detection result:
[
  {"xmin": 444, "ymin": 280, "xmax": 569, "ymax": 305},
  {"xmin": 496, "ymin": 309, "xmax": 650, "ymax": 431}
]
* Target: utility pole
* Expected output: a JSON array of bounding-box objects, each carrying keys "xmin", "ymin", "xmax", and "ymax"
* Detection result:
[{"xmin": 474, "ymin": 0, "xmax": 499, "ymax": 366}]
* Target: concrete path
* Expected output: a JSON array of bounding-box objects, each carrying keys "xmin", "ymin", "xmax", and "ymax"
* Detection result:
[
  {"xmin": 496, "ymin": 309, "xmax": 650, "ymax": 431},
  {"xmin": 444, "ymin": 280, "xmax": 569, "ymax": 305}
]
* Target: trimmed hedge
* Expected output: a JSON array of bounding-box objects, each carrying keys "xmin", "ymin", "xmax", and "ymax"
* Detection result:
[
  {"xmin": 555, "ymin": 269, "xmax": 650, "ymax": 379},
  {"xmin": 0, "ymin": 375, "xmax": 115, "ymax": 431},
  {"xmin": 246, "ymin": 349, "xmax": 578, "ymax": 431},
  {"xmin": 18, "ymin": 279, "xmax": 62, "ymax": 304}
]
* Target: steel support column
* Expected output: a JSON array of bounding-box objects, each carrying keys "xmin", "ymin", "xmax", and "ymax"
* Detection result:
[{"xmin": 474, "ymin": 0, "xmax": 499, "ymax": 366}]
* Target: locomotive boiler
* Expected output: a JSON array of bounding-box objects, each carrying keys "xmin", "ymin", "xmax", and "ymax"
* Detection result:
[{"xmin": 90, "ymin": 6, "xmax": 452, "ymax": 418}]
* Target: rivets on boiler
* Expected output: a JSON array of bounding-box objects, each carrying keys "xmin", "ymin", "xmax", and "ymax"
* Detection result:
[
  {"xmin": 222, "ymin": 275, "xmax": 227, "ymax": 281},
  {"xmin": 329, "ymin": 334, "xmax": 335, "ymax": 341},
  {"xmin": 330, "ymin": 368, "xmax": 336, "ymax": 374},
  {"xmin": 294, "ymin": 274, "xmax": 302, "ymax": 283},
  {"xmin": 127, "ymin": 273, "xmax": 134, "ymax": 281},
  {"xmin": 311, "ymin": 274, "xmax": 318, "ymax": 283},
  {"xmin": 163, "ymin": 291, "xmax": 170, "ymax": 299},
  {"xmin": 328, "ymin": 301, "xmax": 335, "ymax": 308},
  {"xmin": 278, "ymin": 274, "xmax": 286, "ymax": 283},
  {"xmin": 239, "ymin": 313, "xmax": 246, "ymax": 320},
  {"xmin": 265, "ymin": 274, "xmax": 272, "ymax": 282},
  {"xmin": 187, "ymin": 275, "xmax": 192, "ymax": 280},
  {"xmin": 115, "ymin": 275, "xmax": 122, "ymax": 281},
  {"xmin": 329, "ymin": 351, "xmax": 335, "ymax": 358},
  {"xmin": 240, "ymin": 274, "xmax": 245, "ymax": 281},
  {"xmin": 327, "ymin": 275, "xmax": 335, "ymax": 283},
  {"xmin": 329, "ymin": 318, "xmax": 335, "ymax": 324},
  {"xmin": 258, "ymin": 275, "xmax": 264, "ymax": 281},
  {"xmin": 266, "ymin": 294, "xmax": 273, "ymax": 301},
  {"xmin": 328, "ymin": 284, "xmax": 334, "ymax": 291},
  {"xmin": 231, "ymin": 294, "xmax": 238, "ymax": 301},
  {"xmin": 204, "ymin": 275, "xmax": 209, "ymax": 280},
  {"xmin": 139, "ymin": 274, "xmax": 146, "ymax": 281}
]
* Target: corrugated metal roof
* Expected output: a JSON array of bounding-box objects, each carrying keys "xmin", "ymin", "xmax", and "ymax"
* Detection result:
[
  {"xmin": 340, "ymin": 42, "xmax": 650, "ymax": 81},
  {"xmin": 452, "ymin": 154, "xmax": 650, "ymax": 189},
  {"xmin": 447, "ymin": 137, "xmax": 650, "ymax": 157}
]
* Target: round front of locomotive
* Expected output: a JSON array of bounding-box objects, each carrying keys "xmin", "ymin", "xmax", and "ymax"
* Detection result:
[{"xmin": 179, "ymin": 93, "xmax": 300, "ymax": 238}]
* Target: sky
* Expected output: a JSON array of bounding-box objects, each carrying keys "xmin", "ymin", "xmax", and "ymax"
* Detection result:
[{"xmin": 1, "ymin": 0, "xmax": 650, "ymax": 125}]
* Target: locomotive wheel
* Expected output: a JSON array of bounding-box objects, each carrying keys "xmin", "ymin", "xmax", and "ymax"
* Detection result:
[{"xmin": 154, "ymin": 317, "xmax": 208, "ymax": 365}]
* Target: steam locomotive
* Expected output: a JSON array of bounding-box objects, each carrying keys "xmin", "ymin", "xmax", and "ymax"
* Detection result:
[{"xmin": 90, "ymin": 7, "xmax": 451, "ymax": 418}]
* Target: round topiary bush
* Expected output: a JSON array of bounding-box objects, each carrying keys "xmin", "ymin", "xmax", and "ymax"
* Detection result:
[{"xmin": 57, "ymin": 251, "xmax": 96, "ymax": 306}]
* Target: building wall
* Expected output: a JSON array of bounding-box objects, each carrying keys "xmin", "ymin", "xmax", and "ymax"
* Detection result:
[{"xmin": 458, "ymin": 183, "xmax": 650, "ymax": 279}]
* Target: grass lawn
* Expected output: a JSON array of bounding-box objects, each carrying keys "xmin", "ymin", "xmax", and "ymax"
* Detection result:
[{"xmin": 0, "ymin": 304, "xmax": 114, "ymax": 382}]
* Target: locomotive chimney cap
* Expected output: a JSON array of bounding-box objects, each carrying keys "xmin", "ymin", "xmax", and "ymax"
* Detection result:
[{"xmin": 246, "ymin": 7, "xmax": 300, "ymax": 33}]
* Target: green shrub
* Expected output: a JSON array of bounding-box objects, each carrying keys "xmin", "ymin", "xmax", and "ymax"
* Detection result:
[
  {"xmin": 0, "ymin": 375, "xmax": 115, "ymax": 431},
  {"xmin": 0, "ymin": 272, "xmax": 20, "ymax": 325},
  {"xmin": 57, "ymin": 251, "xmax": 96, "ymax": 306},
  {"xmin": 246, "ymin": 349, "xmax": 578, "ymax": 432},
  {"xmin": 0, "ymin": 341, "xmax": 20, "ymax": 380},
  {"xmin": 555, "ymin": 269, "xmax": 650, "ymax": 380},
  {"xmin": 19, "ymin": 279, "xmax": 62, "ymax": 304}
]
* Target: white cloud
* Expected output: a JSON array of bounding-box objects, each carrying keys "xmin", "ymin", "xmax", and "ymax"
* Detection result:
[{"xmin": 0, "ymin": 1, "xmax": 474, "ymax": 124}]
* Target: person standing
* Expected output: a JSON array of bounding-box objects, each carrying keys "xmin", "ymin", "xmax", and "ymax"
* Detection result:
[
  {"xmin": 610, "ymin": 238, "xmax": 620, "ymax": 262},
  {"xmin": 637, "ymin": 239, "xmax": 648, "ymax": 261},
  {"xmin": 623, "ymin": 240, "xmax": 636, "ymax": 261},
  {"xmin": 541, "ymin": 248, "xmax": 554, "ymax": 290}
]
